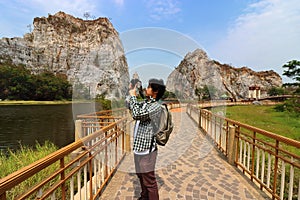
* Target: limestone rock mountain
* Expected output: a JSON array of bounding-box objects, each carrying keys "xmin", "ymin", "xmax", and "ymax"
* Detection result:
[
  {"xmin": 166, "ymin": 49, "xmax": 282, "ymax": 100},
  {"xmin": 0, "ymin": 11, "xmax": 129, "ymax": 99}
]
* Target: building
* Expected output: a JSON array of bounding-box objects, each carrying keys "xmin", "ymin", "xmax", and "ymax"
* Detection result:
[{"xmin": 248, "ymin": 86, "xmax": 261, "ymax": 100}]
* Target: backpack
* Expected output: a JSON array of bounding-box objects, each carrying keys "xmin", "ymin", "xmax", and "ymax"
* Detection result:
[{"xmin": 153, "ymin": 104, "xmax": 174, "ymax": 146}]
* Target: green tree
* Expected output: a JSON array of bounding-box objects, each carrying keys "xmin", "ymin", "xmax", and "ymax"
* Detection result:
[
  {"xmin": 0, "ymin": 65, "xmax": 34, "ymax": 100},
  {"xmin": 95, "ymin": 94, "xmax": 111, "ymax": 110},
  {"xmin": 34, "ymin": 72, "xmax": 72, "ymax": 100},
  {"xmin": 195, "ymin": 86, "xmax": 206, "ymax": 101},
  {"xmin": 195, "ymin": 85, "xmax": 217, "ymax": 101},
  {"xmin": 83, "ymin": 12, "xmax": 91, "ymax": 20},
  {"xmin": 72, "ymin": 82, "xmax": 91, "ymax": 100},
  {"xmin": 162, "ymin": 90, "xmax": 176, "ymax": 100},
  {"xmin": 275, "ymin": 60, "xmax": 300, "ymax": 116},
  {"xmin": 0, "ymin": 65, "xmax": 12, "ymax": 99},
  {"xmin": 0, "ymin": 63, "xmax": 72, "ymax": 101},
  {"xmin": 268, "ymin": 87, "xmax": 285, "ymax": 96},
  {"xmin": 282, "ymin": 60, "xmax": 300, "ymax": 86}
]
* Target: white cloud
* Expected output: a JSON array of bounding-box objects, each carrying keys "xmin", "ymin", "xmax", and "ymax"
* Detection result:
[
  {"xmin": 211, "ymin": 0, "xmax": 300, "ymax": 82},
  {"xmin": 146, "ymin": 0, "xmax": 181, "ymax": 21}
]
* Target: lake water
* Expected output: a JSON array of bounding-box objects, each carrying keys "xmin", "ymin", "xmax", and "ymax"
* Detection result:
[{"xmin": 0, "ymin": 103, "xmax": 98, "ymax": 154}]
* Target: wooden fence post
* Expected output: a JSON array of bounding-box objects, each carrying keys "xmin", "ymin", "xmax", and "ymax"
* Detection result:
[
  {"xmin": 126, "ymin": 118, "xmax": 131, "ymax": 153},
  {"xmin": 198, "ymin": 109, "xmax": 202, "ymax": 129},
  {"xmin": 75, "ymin": 120, "xmax": 83, "ymax": 141},
  {"xmin": 228, "ymin": 125, "xmax": 237, "ymax": 165}
]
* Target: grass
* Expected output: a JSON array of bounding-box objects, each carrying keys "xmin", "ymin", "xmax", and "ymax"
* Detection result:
[
  {"xmin": 0, "ymin": 141, "xmax": 58, "ymax": 178},
  {"xmin": 0, "ymin": 100, "xmax": 72, "ymax": 105},
  {"xmin": 0, "ymin": 141, "xmax": 59, "ymax": 199},
  {"xmin": 214, "ymin": 104, "xmax": 300, "ymax": 140}
]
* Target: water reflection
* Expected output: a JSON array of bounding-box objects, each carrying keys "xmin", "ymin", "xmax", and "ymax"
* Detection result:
[{"xmin": 0, "ymin": 103, "xmax": 97, "ymax": 153}]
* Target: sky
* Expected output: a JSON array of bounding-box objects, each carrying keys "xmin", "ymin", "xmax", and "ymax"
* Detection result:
[{"xmin": 0, "ymin": 0, "xmax": 299, "ymax": 83}]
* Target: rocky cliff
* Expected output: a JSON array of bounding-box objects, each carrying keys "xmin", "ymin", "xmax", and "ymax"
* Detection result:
[
  {"xmin": 0, "ymin": 11, "xmax": 129, "ymax": 99},
  {"xmin": 166, "ymin": 49, "xmax": 282, "ymax": 100}
]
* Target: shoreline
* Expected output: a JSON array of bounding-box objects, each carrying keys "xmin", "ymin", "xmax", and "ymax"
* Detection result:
[{"xmin": 0, "ymin": 100, "xmax": 93, "ymax": 105}]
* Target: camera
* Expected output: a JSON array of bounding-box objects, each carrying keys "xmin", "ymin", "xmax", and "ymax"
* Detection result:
[{"xmin": 130, "ymin": 79, "xmax": 144, "ymax": 98}]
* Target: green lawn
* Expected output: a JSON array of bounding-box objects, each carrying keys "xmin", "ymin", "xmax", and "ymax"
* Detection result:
[{"xmin": 214, "ymin": 105, "xmax": 300, "ymax": 141}]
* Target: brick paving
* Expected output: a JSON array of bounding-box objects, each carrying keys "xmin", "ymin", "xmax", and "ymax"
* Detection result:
[{"xmin": 99, "ymin": 108, "xmax": 270, "ymax": 200}]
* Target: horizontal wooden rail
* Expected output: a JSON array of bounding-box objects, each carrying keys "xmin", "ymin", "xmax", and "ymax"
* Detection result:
[
  {"xmin": 187, "ymin": 103, "xmax": 300, "ymax": 200},
  {"xmin": 0, "ymin": 102, "xmax": 181, "ymax": 200},
  {"xmin": 0, "ymin": 115, "xmax": 131, "ymax": 200},
  {"xmin": 77, "ymin": 108, "xmax": 128, "ymax": 119}
]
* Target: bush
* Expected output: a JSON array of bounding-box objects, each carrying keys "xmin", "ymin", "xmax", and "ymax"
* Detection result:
[
  {"xmin": 274, "ymin": 97, "xmax": 300, "ymax": 117},
  {"xmin": 268, "ymin": 87, "xmax": 285, "ymax": 96},
  {"xmin": 274, "ymin": 103, "xmax": 285, "ymax": 112},
  {"xmin": 284, "ymin": 97, "xmax": 300, "ymax": 116},
  {"xmin": 95, "ymin": 94, "xmax": 112, "ymax": 110},
  {"xmin": 162, "ymin": 90, "xmax": 176, "ymax": 99}
]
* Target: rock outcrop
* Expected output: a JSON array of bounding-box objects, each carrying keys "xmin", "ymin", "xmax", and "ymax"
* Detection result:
[
  {"xmin": 0, "ymin": 11, "xmax": 129, "ymax": 99},
  {"xmin": 166, "ymin": 49, "xmax": 282, "ymax": 100}
]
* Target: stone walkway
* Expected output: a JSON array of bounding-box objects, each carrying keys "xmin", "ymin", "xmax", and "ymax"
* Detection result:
[{"xmin": 99, "ymin": 108, "xmax": 270, "ymax": 200}]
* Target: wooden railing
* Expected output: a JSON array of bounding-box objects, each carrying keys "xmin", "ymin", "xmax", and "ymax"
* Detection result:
[
  {"xmin": 187, "ymin": 103, "xmax": 300, "ymax": 200},
  {"xmin": 0, "ymin": 109, "xmax": 131, "ymax": 200},
  {"xmin": 0, "ymin": 102, "xmax": 181, "ymax": 200},
  {"xmin": 76, "ymin": 108, "xmax": 129, "ymax": 138}
]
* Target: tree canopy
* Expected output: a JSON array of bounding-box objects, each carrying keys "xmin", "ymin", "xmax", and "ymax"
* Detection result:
[
  {"xmin": 0, "ymin": 64, "xmax": 72, "ymax": 101},
  {"xmin": 275, "ymin": 60, "xmax": 300, "ymax": 117},
  {"xmin": 282, "ymin": 60, "xmax": 300, "ymax": 85}
]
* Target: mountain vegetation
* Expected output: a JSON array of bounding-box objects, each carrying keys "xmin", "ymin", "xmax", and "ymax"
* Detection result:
[{"xmin": 0, "ymin": 62, "xmax": 72, "ymax": 101}]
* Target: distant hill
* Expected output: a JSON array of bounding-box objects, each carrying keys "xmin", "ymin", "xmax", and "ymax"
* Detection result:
[
  {"xmin": 166, "ymin": 49, "xmax": 282, "ymax": 100},
  {"xmin": 0, "ymin": 11, "xmax": 129, "ymax": 99}
]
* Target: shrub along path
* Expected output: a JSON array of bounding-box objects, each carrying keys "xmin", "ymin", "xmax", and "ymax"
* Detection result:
[{"xmin": 100, "ymin": 108, "xmax": 270, "ymax": 200}]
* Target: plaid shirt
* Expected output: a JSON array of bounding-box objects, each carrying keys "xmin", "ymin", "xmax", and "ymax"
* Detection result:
[{"xmin": 129, "ymin": 96, "xmax": 161, "ymax": 152}]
